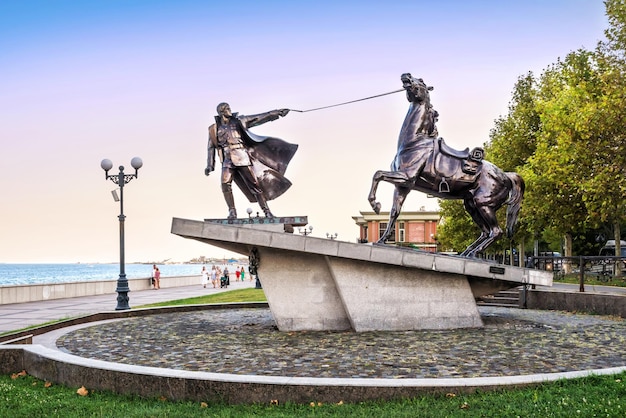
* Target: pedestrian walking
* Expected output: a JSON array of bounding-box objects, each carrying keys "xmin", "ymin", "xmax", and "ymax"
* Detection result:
[
  {"xmin": 151, "ymin": 264, "xmax": 157, "ymax": 289},
  {"xmin": 211, "ymin": 265, "xmax": 218, "ymax": 288},
  {"xmin": 201, "ymin": 266, "xmax": 209, "ymax": 288}
]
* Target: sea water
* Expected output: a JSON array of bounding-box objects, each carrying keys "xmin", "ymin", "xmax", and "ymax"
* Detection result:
[{"xmin": 0, "ymin": 263, "xmax": 237, "ymax": 286}]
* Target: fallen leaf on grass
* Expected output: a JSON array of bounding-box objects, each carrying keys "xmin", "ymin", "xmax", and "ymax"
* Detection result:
[
  {"xmin": 11, "ymin": 370, "xmax": 27, "ymax": 379},
  {"xmin": 200, "ymin": 402, "xmax": 208, "ymax": 408},
  {"xmin": 76, "ymin": 386, "xmax": 89, "ymax": 396},
  {"xmin": 460, "ymin": 402, "xmax": 470, "ymax": 410},
  {"xmin": 44, "ymin": 382, "xmax": 52, "ymax": 388}
]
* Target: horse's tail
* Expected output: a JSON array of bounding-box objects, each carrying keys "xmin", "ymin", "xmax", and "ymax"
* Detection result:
[{"xmin": 505, "ymin": 172, "xmax": 525, "ymax": 238}]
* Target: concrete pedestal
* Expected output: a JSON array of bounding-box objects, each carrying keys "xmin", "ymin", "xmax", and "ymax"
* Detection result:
[{"xmin": 171, "ymin": 218, "xmax": 552, "ymax": 332}]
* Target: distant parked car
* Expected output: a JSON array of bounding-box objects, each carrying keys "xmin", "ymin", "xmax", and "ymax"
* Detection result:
[
  {"xmin": 599, "ymin": 240, "xmax": 626, "ymax": 257},
  {"xmin": 593, "ymin": 240, "xmax": 626, "ymax": 278}
]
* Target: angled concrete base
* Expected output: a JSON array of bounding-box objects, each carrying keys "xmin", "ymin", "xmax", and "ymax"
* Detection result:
[{"xmin": 171, "ymin": 218, "xmax": 552, "ymax": 332}]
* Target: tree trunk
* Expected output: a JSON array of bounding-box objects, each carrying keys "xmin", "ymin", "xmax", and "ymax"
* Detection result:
[
  {"xmin": 614, "ymin": 221, "xmax": 622, "ymax": 278},
  {"xmin": 563, "ymin": 233, "xmax": 572, "ymax": 274}
]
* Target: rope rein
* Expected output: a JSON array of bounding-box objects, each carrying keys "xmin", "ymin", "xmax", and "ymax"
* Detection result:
[{"xmin": 290, "ymin": 88, "xmax": 405, "ymax": 113}]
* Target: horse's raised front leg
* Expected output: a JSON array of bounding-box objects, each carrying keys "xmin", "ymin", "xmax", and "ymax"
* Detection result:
[
  {"xmin": 377, "ymin": 186, "xmax": 410, "ymax": 243},
  {"xmin": 368, "ymin": 170, "xmax": 411, "ymax": 214}
]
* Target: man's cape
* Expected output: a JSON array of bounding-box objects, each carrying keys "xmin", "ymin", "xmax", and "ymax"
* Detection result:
[
  {"xmin": 210, "ymin": 119, "xmax": 298, "ymax": 203},
  {"xmin": 241, "ymin": 129, "xmax": 298, "ymax": 202}
]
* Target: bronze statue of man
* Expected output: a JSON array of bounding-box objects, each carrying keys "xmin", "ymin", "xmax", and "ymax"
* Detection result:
[{"xmin": 205, "ymin": 103, "xmax": 298, "ymax": 219}]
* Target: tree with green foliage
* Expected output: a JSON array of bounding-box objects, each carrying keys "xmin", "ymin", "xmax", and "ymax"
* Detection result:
[
  {"xmin": 520, "ymin": 50, "xmax": 602, "ymax": 261},
  {"xmin": 487, "ymin": 72, "xmax": 542, "ymax": 171},
  {"xmin": 590, "ymin": 0, "xmax": 626, "ymax": 268}
]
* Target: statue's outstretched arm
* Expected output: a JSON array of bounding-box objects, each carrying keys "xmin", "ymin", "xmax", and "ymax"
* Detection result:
[{"xmin": 240, "ymin": 109, "xmax": 289, "ymax": 128}]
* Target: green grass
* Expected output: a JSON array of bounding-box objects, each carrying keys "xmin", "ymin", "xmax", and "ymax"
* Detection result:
[
  {"xmin": 1, "ymin": 371, "xmax": 624, "ymax": 417},
  {"xmin": 553, "ymin": 273, "xmax": 626, "ymax": 287},
  {"xmin": 135, "ymin": 288, "xmax": 267, "ymax": 308}
]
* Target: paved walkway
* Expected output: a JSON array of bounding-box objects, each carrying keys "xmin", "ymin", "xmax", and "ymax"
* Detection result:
[{"xmin": 0, "ymin": 278, "xmax": 256, "ymax": 334}]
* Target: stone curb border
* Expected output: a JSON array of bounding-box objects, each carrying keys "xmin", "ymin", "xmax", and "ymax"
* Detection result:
[{"xmin": 1, "ymin": 303, "xmax": 625, "ymax": 404}]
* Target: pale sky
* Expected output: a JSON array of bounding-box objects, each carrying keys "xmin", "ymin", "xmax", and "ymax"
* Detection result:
[{"xmin": 0, "ymin": 0, "xmax": 608, "ymax": 263}]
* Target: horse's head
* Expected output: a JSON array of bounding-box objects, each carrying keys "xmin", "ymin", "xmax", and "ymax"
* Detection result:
[{"xmin": 401, "ymin": 73, "xmax": 433, "ymax": 105}]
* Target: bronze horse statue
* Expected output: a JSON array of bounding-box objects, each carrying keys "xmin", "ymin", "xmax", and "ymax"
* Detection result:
[{"xmin": 368, "ymin": 73, "xmax": 524, "ymax": 257}]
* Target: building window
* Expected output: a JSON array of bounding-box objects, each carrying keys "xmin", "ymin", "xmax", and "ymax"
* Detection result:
[
  {"xmin": 379, "ymin": 222, "xmax": 396, "ymax": 242},
  {"xmin": 398, "ymin": 222, "xmax": 405, "ymax": 242},
  {"xmin": 378, "ymin": 222, "xmax": 388, "ymax": 240}
]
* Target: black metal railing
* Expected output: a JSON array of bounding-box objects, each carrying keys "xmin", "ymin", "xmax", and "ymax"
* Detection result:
[{"xmin": 528, "ymin": 255, "xmax": 625, "ymax": 292}]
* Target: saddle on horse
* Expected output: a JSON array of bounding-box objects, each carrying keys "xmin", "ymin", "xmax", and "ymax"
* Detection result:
[{"xmin": 431, "ymin": 138, "xmax": 484, "ymax": 193}]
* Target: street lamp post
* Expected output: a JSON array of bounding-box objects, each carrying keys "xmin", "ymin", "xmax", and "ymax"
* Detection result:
[
  {"xmin": 326, "ymin": 232, "xmax": 338, "ymax": 240},
  {"xmin": 100, "ymin": 157, "xmax": 143, "ymax": 311},
  {"xmin": 299, "ymin": 225, "xmax": 313, "ymax": 236}
]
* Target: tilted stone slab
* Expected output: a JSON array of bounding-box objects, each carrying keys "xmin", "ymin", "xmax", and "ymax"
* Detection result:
[
  {"xmin": 328, "ymin": 258, "xmax": 482, "ymax": 331},
  {"xmin": 171, "ymin": 218, "xmax": 552, "ymax": 331}
]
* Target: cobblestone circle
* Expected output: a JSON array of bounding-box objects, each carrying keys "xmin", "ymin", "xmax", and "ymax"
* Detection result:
[{"xmin": 56, "ymin": 307, "xmax": 626, "ymax": 379}]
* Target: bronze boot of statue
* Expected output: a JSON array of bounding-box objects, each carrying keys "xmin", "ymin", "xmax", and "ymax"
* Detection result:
[
  {"xmin": 256, "ymin": 194, "xmax": 273, "ymax": 218},
  {"xmin": 222, "ymin": 184, "xmax": 237, "ymax": 219}
]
